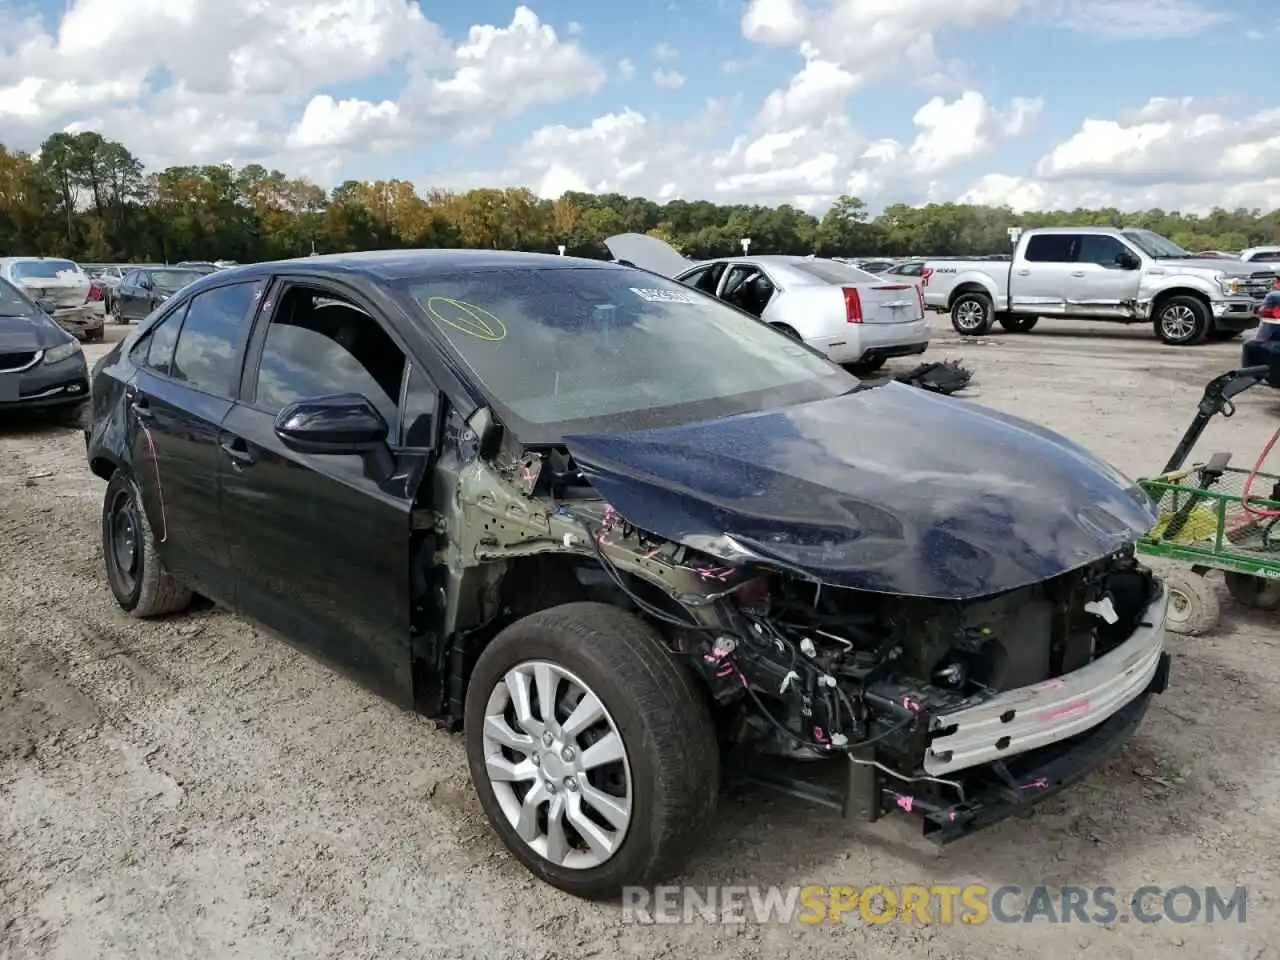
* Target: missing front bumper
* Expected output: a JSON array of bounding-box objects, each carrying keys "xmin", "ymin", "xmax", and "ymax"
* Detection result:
[
  {"xmin": 923, "ymin": 581, "xmax": 1170, "ymax": 776},
  {"xmin": 727, "ymin": 650, "xmax": 1170, "ymax": 843}
]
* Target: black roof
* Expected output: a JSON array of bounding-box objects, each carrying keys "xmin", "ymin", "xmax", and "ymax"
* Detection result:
[{"xmin": 230, "ymin": 249, "xmax": 620, "ymax": 284}]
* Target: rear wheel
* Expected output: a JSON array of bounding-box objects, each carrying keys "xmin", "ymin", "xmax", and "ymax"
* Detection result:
[
  {"xmin": 101, "ymin": 472, "xmax": 193, "ymax": 618},
  {"xmin": 950, "ymin": 292, "xmax": 994, "ymax": 336},
  {"xmin": 998, "ymin": 315, "xmax": 1038, "ymax": 333},
  {"xmin": 1223, "ymin": 571, "xmax": 1280, "ymax": 609},
  {"xmin": 464, "ymin": 602, "xmax": 719, "ymax": 900},
  {"xmin": 1153, "ymin": 295, "xmax": 1210, "ymax": 345}
]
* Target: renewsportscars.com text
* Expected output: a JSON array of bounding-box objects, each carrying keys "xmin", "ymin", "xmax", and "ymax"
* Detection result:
[{"xmin": 621, "ymin": 884, "xmax": 1248, "ymax": 925}]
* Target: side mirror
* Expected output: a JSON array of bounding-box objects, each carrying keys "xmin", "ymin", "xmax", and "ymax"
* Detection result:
[
  {"xmin": 274, "ymin": 393, "xmax": 388, "ymax": 455},
  {"xmin": 1116, "ymin": 251, "xmax": 1140, "ymax": 270},
  {"xmin": 35, "ymin": 297, "xmax": 57, "ymax": 314}
]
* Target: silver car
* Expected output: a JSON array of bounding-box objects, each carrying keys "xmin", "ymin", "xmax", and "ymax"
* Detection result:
[
  {"xmin": 604, "ymin": 234, "xmax": 931, "ymax": 373},
  {"xmin": 0, "ymin": 257, "xmax": 105, "ymax": 341}
]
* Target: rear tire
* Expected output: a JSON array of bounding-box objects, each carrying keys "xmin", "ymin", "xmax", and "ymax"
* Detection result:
[
  {"xmin": 998, "ymin": 315, "xmax": 1038, "ymax": 333},
  {"xmin": 1153, "ymin": 295, "xmax": 1210, "ymax": 345},
  {"xmin": 464, "ymin": 601, "xmax": 719, "ymax": 900},
  {"xmin": 101, "ymin": 471, "xmax": 193, "ymax": 618},
  {"xmin": 1223, "ymin": 571, "xmax": 1280, "ymax": 609},
  {"xmin": 950, "ymin": 292, "xmax": 995, "ymax": 336},
  {"xmin": 1163, "ymin": 568, "xmax": 1219, "ymax": 635}
]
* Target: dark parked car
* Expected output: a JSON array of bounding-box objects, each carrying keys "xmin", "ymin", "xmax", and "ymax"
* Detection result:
[
  {"xmin": 111, "ymin": 267, "xmax": 210, "ymax": 324},
  {"xmin": 85, "ymin": 250, "xmax": 1171, "ymax": 899},
  {"xmin": 0, "ymin": 275, "xmax": 89, "ymax": 422},
  {"xmin": 1241, "ymin": 290, "xmax": 1280, "ymax": 386}
]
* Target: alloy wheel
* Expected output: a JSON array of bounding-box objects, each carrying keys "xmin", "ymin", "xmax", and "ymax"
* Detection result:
[{"xmin": 1160, "ymin": 305, "xmax": 1197, "ymax": 342}]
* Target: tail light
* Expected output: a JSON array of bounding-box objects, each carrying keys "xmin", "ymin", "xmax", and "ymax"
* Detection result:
[
  {"xmin": 86, "ymin": 283, "xmax": 103, "ymax": 302},
  {"xmin": 921, "ymin": 267, "xmax": 933, "ymax": 287},
  {"xmin": 916, "ymin": 283, "xmax": 925, "ymax": 315},
  {"xmin": 843, "ymin": 286, "xmax": 862, "ymax": 323},
  {"xmin": 1261, "ymin": 303, "xmax": 1280, "ymax": 320}
]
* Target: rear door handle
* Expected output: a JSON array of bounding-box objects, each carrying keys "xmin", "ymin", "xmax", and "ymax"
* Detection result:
[
  {"xmin": 1070, "ymin": 271, "xmax": 1086, "ymax": 277},
  {"xmin": 128, "ymin": 392, "xmax": 153, "ymax": 420},
  {"xmin": 1015, "ymin": 269, "xmax": 1030, "ymax": 276},
  {"xmin": 219, "ymin": 437, "xmax": 256, "ymax": 469}
]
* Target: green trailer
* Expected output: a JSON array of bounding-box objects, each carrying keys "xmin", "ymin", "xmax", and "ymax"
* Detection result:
[{"xmin": 1137, "ymin": 364, "xmax": 1280, "ymax": 634}]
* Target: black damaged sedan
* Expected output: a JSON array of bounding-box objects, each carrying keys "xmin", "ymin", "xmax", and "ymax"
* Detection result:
[
  {"xmin": 85, "ymin": 250, "xmax": 1171, "ymax": 899},
  {"xmin": 0, "ymin": 275, "xmax": 89, "ymax": 423}
]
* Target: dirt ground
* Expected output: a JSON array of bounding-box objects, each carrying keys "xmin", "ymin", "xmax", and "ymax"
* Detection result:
[{"xmin": 2, "ymin": 318, "xmax": 1278, "ymax": 959}]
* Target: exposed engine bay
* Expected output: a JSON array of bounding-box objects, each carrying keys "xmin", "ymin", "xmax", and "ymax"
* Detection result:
[{"xmin": 417, "ymin": 419, "xmax": 1171, "ymax": 840}]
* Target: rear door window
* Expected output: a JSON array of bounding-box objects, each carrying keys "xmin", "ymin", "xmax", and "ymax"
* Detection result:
[
  {"xmin": 169, "ymin": 281, "xmax": 262, "ymax": 396},
  {"xmin": 1024, "ymin": 235, "xmax": 1078, "ymax": 262}
]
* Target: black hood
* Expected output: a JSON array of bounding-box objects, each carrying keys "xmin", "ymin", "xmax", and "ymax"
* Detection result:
[
  {"xmin": 0, "ymin": 312, "xmax": 68, "ymax": 352},
  {"xmin": 564, "ymin": 383, "xmax": 1157, "ymax": 600}
]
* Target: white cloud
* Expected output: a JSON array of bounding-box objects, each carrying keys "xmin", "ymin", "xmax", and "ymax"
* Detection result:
[
  {"xmin": 653, "ymin": 68, "xmax": 686, "ymax": 90},
  {"xmin": 0, "ymin": 3, "xmax": 601, "ymax": 173},
  {"xmin": 0, "ymin": 0, "xmax": 1261, "ymax": 215},
  {"xmin": 961, "ymin": 98, "xmax": 1280, "ymax": 212}
]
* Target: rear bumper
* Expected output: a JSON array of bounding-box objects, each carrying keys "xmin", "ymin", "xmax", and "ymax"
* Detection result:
[
  {"xmin": 816, "ymin": 316, "xmax": 932, "ymax": 364},
  {"xmin": 51, "ymin": 306, "xmax": 103, "ymax": 338}
]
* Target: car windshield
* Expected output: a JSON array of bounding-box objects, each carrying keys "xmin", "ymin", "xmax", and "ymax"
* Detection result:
[
  {"xmin": 792, "ymin": 260, "xmax": 883, "ymax": 284},
  {"xmin": 151, "ymin": 269, "xmax": 204, "ymax": 290},
  {"xmin": 398, "ymin": 266, "xmax": 857, "ymax": 439},
  {"xmin": 1122, "ymin": 230, "xmax": 1192, "ymax": 259},
  {"xmin": 0, "ymin": 277, "xmax": 37, "ymax": 316},
  {"xmin": 9, "ymin": 259, "xmax": 83, "ymax": 281}
]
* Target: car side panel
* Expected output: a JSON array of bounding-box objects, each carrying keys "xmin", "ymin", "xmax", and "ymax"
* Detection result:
[
  {"xmin": 217, "ymin": 403, "xmax": 417, "ymax": 708},
  {"xmin": 125, "ymin": 368, "xmax": 236, "ymax": 600}
]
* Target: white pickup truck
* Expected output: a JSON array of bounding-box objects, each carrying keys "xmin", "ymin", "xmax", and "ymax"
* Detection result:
[{"xmin": 922, "ymin": 226, "xmax": 1276, "ymax": 345}]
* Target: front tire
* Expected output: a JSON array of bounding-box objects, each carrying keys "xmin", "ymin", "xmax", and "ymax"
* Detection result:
[
  {"xmin": 464, "ymin": 602, "xmax": 719, "ymax": 900},
  {"xmin": 950, "ymin": 292, "xmax": 995, "ymax": 336},
  {"xmin": 101, "ymin": 471, "xmax": 193, "ymax": 618},
  {"xmin": 998, "ymin": 315, "xmax": 1038, "ymax": 332},
  {"xmin": 1153, "ymin": 295, "xmax": 1210, "ymax": 345},
  {"xmin": 1163, "ymin": 568, "xmax": 1219, "ymax": 635}
]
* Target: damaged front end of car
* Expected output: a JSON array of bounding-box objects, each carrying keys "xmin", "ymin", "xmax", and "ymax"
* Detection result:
[{"xmin": 418, "ymin": 388, "xmax": 1171, "ymax": 844}]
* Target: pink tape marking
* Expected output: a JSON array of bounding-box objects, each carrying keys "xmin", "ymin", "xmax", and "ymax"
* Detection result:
[
  {"xmin": 1022, "ymin": 777, "xmax": 1049, "ymax": 790},
  {"xmin": 812, "ymin": 726, "xmax": 827, "ymax": 743},
  {"xmin": 139, "ymin": 421, "xmax": 168, "ymax": 543},
  {"xmin": 1037, "ymin": 699, "xmax": 1091, "ymax": 723},
  {"xmin": 896, "ymin": 795, "xmax": 913, "ymax": 812},
  {"xmin": 901, "ymin": 695, "xmax": 922, "ymax": 711}
]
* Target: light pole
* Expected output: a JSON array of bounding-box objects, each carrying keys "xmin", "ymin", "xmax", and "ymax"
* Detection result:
[
  {"xmin": 558, "ymin": 245, "xmax": 566, "ymax": 256},
  {"xmin": 740, "ymin": 237, "xmax": 751, "ymax": 256}
]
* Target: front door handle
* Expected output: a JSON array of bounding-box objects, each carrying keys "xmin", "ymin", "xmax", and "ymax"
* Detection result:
[
  {"xmin": 1015, "ymin": 269, "xmax": 1030, "ymax": 276},
  {"xmin": 219, "ymin": 437, "xmax": 256, "ymax": 469},
  {"xmin": 1070, "ymin": 271, "xmax": 1086, "ymax": 277}
]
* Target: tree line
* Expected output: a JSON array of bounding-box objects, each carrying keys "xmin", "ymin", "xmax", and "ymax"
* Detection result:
[{"xmin": 2, "ymin": 131, "xmax": 1279, "ymax": 264}]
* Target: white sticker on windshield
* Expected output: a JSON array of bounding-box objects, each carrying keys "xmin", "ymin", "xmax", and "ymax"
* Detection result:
[{"xmin": 629, "ymin": 286, "xmax": 701, "ymax": 304}]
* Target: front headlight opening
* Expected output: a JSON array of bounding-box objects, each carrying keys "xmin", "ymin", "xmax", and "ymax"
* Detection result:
[{"xmin": 43, "ymin": 340, "xmax": 81, "ymax": 364}]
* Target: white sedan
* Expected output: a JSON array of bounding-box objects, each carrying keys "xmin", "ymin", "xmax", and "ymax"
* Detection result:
[{"xmin": 604, "ymin": 234, "xmax": 931, "ymax": 373}]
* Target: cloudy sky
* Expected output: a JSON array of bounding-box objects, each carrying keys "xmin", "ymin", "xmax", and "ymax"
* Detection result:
[{"xmin": 0, "ymin": 0, "xmax": 1276, "ymax": 213}]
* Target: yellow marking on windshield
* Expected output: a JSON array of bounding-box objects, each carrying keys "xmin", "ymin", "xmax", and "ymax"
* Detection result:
[{"xmin": 426, "ymin": 296, "xmax": 507, "ymax": 341}]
